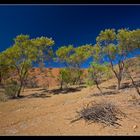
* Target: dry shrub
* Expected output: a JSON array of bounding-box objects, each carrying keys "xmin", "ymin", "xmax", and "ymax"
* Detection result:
[
  {"xmin": 4, "ymin": 80, "xmax": 20, "ymax": 98},
  {"xmin": 0, "ymin": 92, "xmax": 8, "ymax": 102},
  {"xmin": 71, "ymin": 101, "xmax": 126, "ymax": 127}
]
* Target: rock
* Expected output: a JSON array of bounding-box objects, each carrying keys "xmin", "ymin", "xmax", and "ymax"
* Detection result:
[
  {"xmin": 16, "ymin": 109, "xmax": 20, "ymax": 112},
  {"xmin": 133, "ymin": 125, "xmax": 138, "ymax": 129}
]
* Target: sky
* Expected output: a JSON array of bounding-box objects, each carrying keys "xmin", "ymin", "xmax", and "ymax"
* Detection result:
[{"xmin": 0, "ymin": 5, "xmax": 140, "ymax": 68}]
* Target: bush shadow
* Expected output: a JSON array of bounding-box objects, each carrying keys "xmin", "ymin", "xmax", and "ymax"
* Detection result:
[
  {"xmin": 25, "ymin": 92, "xmax": 51, "ymax": 98},
  {"xmin": 91, "ymin": 79, "xmax": 140, "ymax": 97},
  {"xmin": 90, "ymin": 90, "xmax": 120, "ymax": 97},
  {"xmin": 104, "ymin": 79, "xmax": 140, "ymax": 90},
  {"xmin": 47, "ymin": 86, "xmax": 85, "ymax": 95}
]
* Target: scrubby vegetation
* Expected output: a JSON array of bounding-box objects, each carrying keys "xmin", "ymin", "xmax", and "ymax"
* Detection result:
[
  {"xmin": 0, "ymin": 28, "xmax": 140, "ymax": 100},
  {"xmin": 0, "ymin": 35, "xmax": 54, "ymax": 98},
  {"xmin": 4, "ymin": 80, "xmax": 20, "ymax": 98},
  {"xmin": 87, "ymin": 62, "xmax": 110, "ymax": 94}
]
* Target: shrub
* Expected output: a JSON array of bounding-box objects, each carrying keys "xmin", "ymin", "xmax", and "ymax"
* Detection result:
[
  {"xmin": 4, "ymin": 80, "xmax": 20, "ymax": 98},
  {"xmin": 58, "ymin": 68, "xmax": 84, "ymax": 90},
  {"xmin": 0, "ymin": 92, "xmax": 8, "ymax": 102}
]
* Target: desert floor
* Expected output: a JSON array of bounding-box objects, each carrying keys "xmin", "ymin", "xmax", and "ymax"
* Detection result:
[{"xmin": 0, "ymin": 78, "xmax": 140, "ymax": 136}]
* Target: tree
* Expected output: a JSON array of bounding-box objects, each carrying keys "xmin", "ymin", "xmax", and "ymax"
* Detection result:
[
  {"xmin": 58, "ymin": 68, "xmax": 72, "ymax": 90},
  {"xmin": 55, "ymin": 45, "xmax": 74, "ymax": 67},
  {"xmin": 0, "ymin": 34, "xmax": 54, "ymax": 97},
  {"xmin": 87, "ymin": 62, "xmax": 109, "ymax": 94},
  {"xmin": 56, "ymin": 44, "xmax": 92, "ymax": 67},
  {"xmin": 124, "ymin": 58, "xmax": 140, "ymax": 95},
  {"xmin": 56, "ymin": 44, "xmax": 92, "ymax": 89},
  {"xmin": 86, "ymin": 43, "xmax": 110, "ymax": 94},
  {"xmin": 96, "ymin": 28, "xmax": 140, "ymax": 90},
  {"xmin": 32, "ymin": 36, "xmax": 54, "ymax": 71},
  {"xmin": 0, "ymin": 53, "xmax": 14, "ymax": 87}
]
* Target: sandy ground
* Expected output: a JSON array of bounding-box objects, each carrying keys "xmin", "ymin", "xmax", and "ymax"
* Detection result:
[{"xmin": 0, "ymin": 78, "xmax": 140, "ymax": 136}]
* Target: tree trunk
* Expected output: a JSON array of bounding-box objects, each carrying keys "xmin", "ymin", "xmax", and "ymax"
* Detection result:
[
  {"xmin": 17, "ymin": 81, "xmax": 23, "ymax": 97},
  {"xmin": 116, "ymin": 78, "xmax": 121, "ymax": 90},
  {"xmin": 129, "ymin": 74, "xmax": 140, "ymax": 95},
  {"xmin": 109, "ymin": 59, "xmax": 124, "ymax": 91},
  {"xmin": 95, "ymin": 80, "xmax": 102, "ymax": 94},
  {"xmin": 17, "ymin": 70, "xmax": 28, "ymax": 97},
  {"xmin": 60, "ymin": 80, "xmax": 63, "ymax": 90},
  {"xmin": 0, "ymin": 74, "xmax": 2, "ymax": 85}
]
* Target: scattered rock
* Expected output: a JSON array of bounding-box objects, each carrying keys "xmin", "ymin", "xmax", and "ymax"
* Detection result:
[
  {"xmin": 16, "ymin": 109, "xmax": 21, "ymax": 112},
  {"xmin": 133, "ymin": 125, "xmax": 138, "ymax": 129},
  {"xmin": 6, "ymin": 128, "xmax": 18, "ymax": 134}
]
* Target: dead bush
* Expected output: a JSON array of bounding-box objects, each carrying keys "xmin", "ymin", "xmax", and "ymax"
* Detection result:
[{"xmin": 71, "ymin": 101, "xmax": 126, "ymax": 127}]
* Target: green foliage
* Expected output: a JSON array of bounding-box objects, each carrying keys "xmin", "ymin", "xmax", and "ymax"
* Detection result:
[
  {"xmin": 70, "ymin": 44, "xmax": 93, "ymax": 67},
  {"xmin": 104, "ymin": 43, "xmax": 117, "ymax": 60},
  {"xmin": 0, "ymin": 93, "xmax": 8, "ymax": 102},
  {"xmin": 90, "ymin": 44, "xmax": 101, "ymax": 61},
  {"xmin": 32, "ymin": 36, "xmax": 55, "ymax": 66},
  {"xmin": 58, "ymin": 68, "xmax": 71, "ymax": 87},
  {"xmin": 1, "ymin": 28, "xmax": 140, "ymax": 96},
  {"xmin": 58, "ymin": 68, "xmax": 84, "ymax": 89},
  {"xmin": 0, "ymin": 34, "xmax": 55, "ymax": 97},
  {"xmin": 96, "ymin": 29, "xmax": 116, "ymax": 45},
  {"xmin": 96, "ymin": 28, "xmax": 140, "ymax": 90},
  {"xmin": 56, "ymin": 45, "xmax": 75, "ymax": 66},
  {"xmin": 56, "ymin": 44, "xmax": 92, "ymax": 67},
  {"xmin": 86, "ymin": 62, "xmax": 109, "ymax": 93},
  {"xmin": 96, "ymin": 28, "xmax": 139, "ymax": 59},
  {"xmin": 130, "ymin": 29, "xmax": 140, "ymax": 48},
  {"xmin": 87, "ymin": 62, "xmax": 109, "ymax": 86},
  {"xmin": 4, "ymin": 80, "xmax": 20, "ymax": 98},
  {"xmin": 56, "ymin": 44, "xmax": 92, "ymax": 88}
]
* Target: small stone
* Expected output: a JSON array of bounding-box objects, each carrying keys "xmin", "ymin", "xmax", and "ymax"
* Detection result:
[
  {"xmin": 16, "ymin": 109, "xmax": 20, "ymax": 112},
  {"xmin": 133, "ymin": 125, "xmax": 138, "ymax": 129}
]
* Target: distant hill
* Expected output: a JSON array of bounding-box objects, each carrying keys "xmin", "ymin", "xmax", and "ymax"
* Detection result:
[
  {"xmin": 26, "ymin": 56, "xmax": 140, "ymax": 88},
  {"xmin": 27, "ymin": 68, "xmax": 60, "ymax": 88},
  {"xmin": 27, "ymin": 68, "xmax": 88, "ymax": 88}
]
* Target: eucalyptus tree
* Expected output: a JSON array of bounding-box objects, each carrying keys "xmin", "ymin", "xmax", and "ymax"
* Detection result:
[
  {"xmin": 96, "ymin": 28, "xmax": 140, "ymax": 90},
  {"xmin": 56, "ymin": 44, "xmax": 92, "ymax": 89},
  {"xmin": 124, "ymin": 59, "xmax": 140, "ymax": 95},
  {"xmin": 87, "ymin": 62, "xmax": 109, "ymax": 94},
  {"xmin": 0, "ymin": 34, "xmax": 54, "ymax": 97},
  {"xmin": 32, "ymin": 36, "xmax": 54, "ymax": 71},
  {"xmin": 86, "ymin": 43, "xmax": 110, "ymax": 93}
]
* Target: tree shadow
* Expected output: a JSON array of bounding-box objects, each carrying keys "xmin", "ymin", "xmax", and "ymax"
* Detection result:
[
  {"xmin": 134, "ymin": 80, "xmax": 140, "ymax": 87},
  {"xmin": 91, "ymin": 79, "xmax": 140, "ymax": 97},
  {"xmin": 34, "ymin": 88, "xmax": 47, "ymax": 91},
  {"xmin": 47, "ymin": 87, "xmax": 82, "ymax": 95},
  {"xmin": 103, "ymin": 79, "xmax": 140, "ymax": 91},
  {"xmin": 104, "ymin": 85, "xmax": 116, "ymax": 90},
  {"xmin": 89, "ymin": 90, "xmax": 120, "ymax": 97},
  {"xmin": 25, "ymin": 92, "xmax": 51, "ymax": 98},
  {"xmin": 120, "ymin": 82, "xmax": 131, "ymax": 89},
  {"xmin": 120, "ymin": 80, "xmax": 140, "ymax": 90},
  {"xmin": 8, "ymin": 92, "xmax": 51, "ymax": 100},
  {"xmin": 13, "ymin": 92, "xmax": 51, "ymax": 99}
]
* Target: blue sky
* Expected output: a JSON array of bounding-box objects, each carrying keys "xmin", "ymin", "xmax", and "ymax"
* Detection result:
[{"xmin": 0, "ymin": 5, "xmax": 140, "ymax": 68}]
